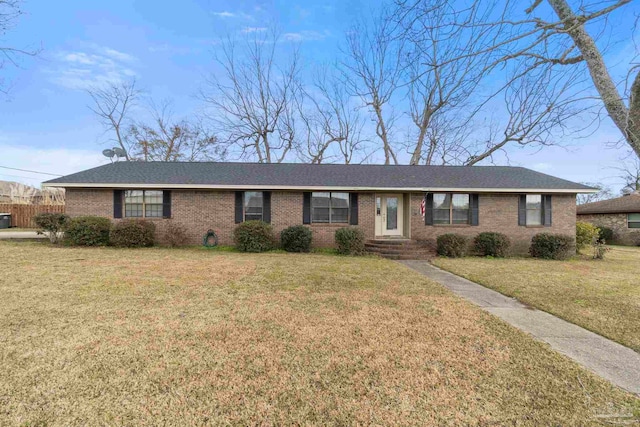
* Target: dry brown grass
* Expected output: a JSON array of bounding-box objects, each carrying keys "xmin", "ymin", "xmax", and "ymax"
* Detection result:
[
  {"xmin": 0, "ymin": 242, "xmax": 638, "ymax": 425},
  {"xmin": 433, "ymin": 246, "xmax": 640, "ymax": 353}
]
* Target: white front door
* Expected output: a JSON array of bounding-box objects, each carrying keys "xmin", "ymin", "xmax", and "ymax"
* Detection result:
[{"xmin": 375, "ymin": 194, "xmax": 404, "ymax": 237}]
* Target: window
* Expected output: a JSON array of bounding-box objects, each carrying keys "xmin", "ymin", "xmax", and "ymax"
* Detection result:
[
  {"xmin": 433, "ymin": 193, "xmax": 470, "ymax": 225},
  {"xmin": 312, "ymin": 192, "xmax": 349, "ymax": 223},
  {"xmin": 244, "ymin": 192, "xmax": 263, "ymax": 221},
  {"xmin": 124, "ymin": 190, "xmax": 164, "ymax": 218},
  {"xmin": 526, "ymin": 194, "xmax": 543, "ymax": 226},
  {"xmin": 628, "ymin": 213, "xmax": 640, "ymax": 229}
]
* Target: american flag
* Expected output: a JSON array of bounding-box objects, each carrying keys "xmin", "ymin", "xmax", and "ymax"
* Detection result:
[{"xmin": 420, "ymin": 198, "xmax": 426, "ymax": 218}]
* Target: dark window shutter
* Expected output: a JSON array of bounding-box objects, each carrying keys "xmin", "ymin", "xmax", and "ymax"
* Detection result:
[
  {"xmin": 113, "ymin": 190, "xmax": 123, "ymax": 218},
  {"xmin": 543, "ymin": 195, "xmax": 552, "ymax": 226},
  {"xmin": 162, "ymin": 191, "xmax": 171, "ymax": 218},
  {"xmin": 303, "ymin": 192, "xmax": 311, "ymax": 224},
  {"xmin": 518, "ymin": 195, "xmax": 526, "ymax": 226},
  {"xmin": 263, "ymin": 191, "xmax": 271, "ymax": 224},
  {"xmin": 424, "ymin": 193, "xmax": 434, "ymax": 226},
  {"xmin": 349, "ymin": 193, "xmax": 359, "ymax": 225},
  {"xmin": 235, "ymin": 191, "xmax": 244, "ymax": 224},
  {"xmin": 470, "ymin": 194, "xmax": 479, "ymax": 226}
]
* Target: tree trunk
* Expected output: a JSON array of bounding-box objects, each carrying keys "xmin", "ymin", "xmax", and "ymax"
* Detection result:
[{"xmin": 547, "ymin": 0, "xmax": 640, "ymax": 158}]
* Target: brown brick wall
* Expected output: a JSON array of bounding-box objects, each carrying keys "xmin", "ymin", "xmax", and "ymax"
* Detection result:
[
  {"xmin": 65, "ymin": 189, "xmax": 577, "ymax": 252},
  {"xmin": 577, "ymin": 213, "xmax": 640, "ymax": 245},
  {"xmin": 65, "ymin": 189, "xmax": 376, "ymax": 247},
  {"xmin": 410, "ymin": 193, "xmax": 577, "ymax": 254}
]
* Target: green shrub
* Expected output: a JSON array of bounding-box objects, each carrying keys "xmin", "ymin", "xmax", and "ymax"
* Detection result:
[
  {"xmin": 576, "ymin": 221, "xmax": 600, "ymax": 251},
  {"xmin": 473, "ymin": 232, "xmax": 511, "ymax": 257},
  {"xmin": 233, "ymin": 221, "xmax": 275, "ymax": 252},
  {"xmin": 64, "ymin": 216, "xmax": 111, "ymax": 246},
  {"xmin": 33, "ymin": 212, "xmax": 69, "ymax": 244},
  {"xmin": 334, "ymin": 227, "xmax": 365, "ymax": 255},
  {"xmin": 164, "ymin": 222, "xmax": 188, "ymax": 248},
  {"xmin": 110, "ymin": 220, "xmax": 156, "ymax": 248},
  {"xmin": 436, "ymin": 233, "xmax": 468, "ymax": 258},
  {"xmin": 280, "ymin": 225, "xmax": 312, "ymax": 252},
  {"xmin": 597, "ymin": 226, "xmax": 614, "ymax": 244},
  {"xmin": 529, "ymin": 233, "xmax": 574, "ymax": 260}
]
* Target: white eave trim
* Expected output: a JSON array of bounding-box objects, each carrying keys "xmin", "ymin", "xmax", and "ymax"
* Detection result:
[{"xmin": 42, "ymin": 182, "xmax": 598, "ymax": 193}]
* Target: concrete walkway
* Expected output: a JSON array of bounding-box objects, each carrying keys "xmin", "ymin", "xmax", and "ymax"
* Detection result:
[
  {"xmin": 400, "ymin": 260, "xmax": 640, "ymax": 395},
  {"xmin": 0, "ymin": 231, "xmax": 46, "ymax": 239}
]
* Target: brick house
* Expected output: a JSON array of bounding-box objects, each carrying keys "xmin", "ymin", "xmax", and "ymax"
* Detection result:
[
  {"xmin": 577, "ymin": 191, "xmax": 640, "ymax": 245},
  {"xmin": 43, "ymin": 162, "xmax": 594, "ymax": 254}
]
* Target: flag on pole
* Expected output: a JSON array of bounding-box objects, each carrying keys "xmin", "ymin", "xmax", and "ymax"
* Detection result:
[{"xmin": 420, "ymin": 198, "xmax": 426, "ymax": 218}]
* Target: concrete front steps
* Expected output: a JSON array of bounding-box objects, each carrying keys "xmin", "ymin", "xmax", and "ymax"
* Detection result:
[{"xmin": 365, "ymin": 239, "xmax": 435, "ymax": 260}]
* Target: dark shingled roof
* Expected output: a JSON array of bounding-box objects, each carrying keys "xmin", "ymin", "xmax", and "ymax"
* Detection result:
[
  {"xmin": 577, "ymin": 192, "xmax": 640, "ymax": 214},
  {"xmin": 44, "ymin": 162, "xmax": 594, "ymax": 192}
]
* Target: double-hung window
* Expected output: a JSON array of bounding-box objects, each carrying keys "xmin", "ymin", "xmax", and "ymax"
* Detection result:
[
  {"xmin": 244, "ymin": 192, "xmax": 264, "ymax": 221},
  {"xmin": 312, "ymin": 192, "xmax": 349, "ymax": 223},
  {"xmin": 628, "ymin": 213, "xmax": 640, "ymax": 229},
  {"xmin": 525, "ymin": 194, "xmax": 543, "ymax": 226},
  {"xmin": 124, "ymin": 190, "xmax": 163, "ymax": 218},
  {"xmin": 433, "ymin": 193, "xmax": 470, "ymax": 225}
]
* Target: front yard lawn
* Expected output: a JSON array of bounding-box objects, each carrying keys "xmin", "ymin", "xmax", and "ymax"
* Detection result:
[
  {"xmin": 433, "ymin": 246, "xmax": 640, "ymax": 352},
  {"xmin": 1, "ymin": 242, "xmax": 638, "ymax": 425}
]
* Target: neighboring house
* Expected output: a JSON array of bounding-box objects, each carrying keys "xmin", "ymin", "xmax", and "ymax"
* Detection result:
[
  {"xmin": 43, "ymin": 162, "xmax": 595, "ymax": 253},
  {"xmin": 577, "ymin": 191, "xmax": 640, "ymax": 245}
]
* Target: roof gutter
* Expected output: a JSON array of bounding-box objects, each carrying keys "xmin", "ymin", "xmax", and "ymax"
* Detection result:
[{"xmin": 42, "ymin": 182, "xmax": 598, "ymax": 193}]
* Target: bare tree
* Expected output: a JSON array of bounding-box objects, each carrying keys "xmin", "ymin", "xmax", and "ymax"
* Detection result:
[
  {"xmin": 394, "ymin": 0, "xmax": 639, "ymax": 159},
  {"xmin": 336, "ymin": 1, "xmax": 582, "ymax": 166},
  {"xmin": 544, "ymin": 0, "xmax": 640, "ymax": 158},
  {"xmin": 612, "ymin": 155, "xmax": 640, "ymax": 193},
  {"xmin": 576, "ymin": 182, "xmax": 613, "ymax": 204},
  {"xmin": 296, "ymin": 69, "xmax": 369, "ymax": 164},
  {"xmin": 87, "ymin": 79, "xmax": 140, "ymax": 160},
  {"xmin": 127, "ymin": 101, "xmax": 224, "ymax": 161},
  {"xmin": 341, "ymin": 15, "xmax": 403, "ymax": 164},
  {"xmin": 202, "ymin": 29, "xmax": 302, "ymax": 163},
  {"xmin": 1, "ymin": 0, "xmax": 38, "ymax": 95}
]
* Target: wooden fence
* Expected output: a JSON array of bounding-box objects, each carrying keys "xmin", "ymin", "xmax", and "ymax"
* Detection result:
[{"xmin": 0, "ymin": 204, "xmax": 65, "ymax": 228}]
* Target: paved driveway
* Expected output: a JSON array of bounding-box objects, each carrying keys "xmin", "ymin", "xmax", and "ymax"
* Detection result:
[{"xmin": 0, "ymin": 231, "xmax": 46, "ymax": 239}]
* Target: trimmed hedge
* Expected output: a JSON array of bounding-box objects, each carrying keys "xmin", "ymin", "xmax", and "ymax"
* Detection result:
[
  {"xmin": 335, "ymin": 227, "xmax": 365, "ymax": 255},
  {"xmin": 436, "ymin": 233, "xmax": 468, "ymax": 258},
  {"xmin": 64, "ymin": 216, "xmax": 111, "ymax": 246},
  {"xmin": 576, "ymin": 221, "xmax": 599, "ymax": 251},
  {"xmin": 473, "ymin": 232, "xmax": 510, "ymax": 257},
  {"xmin": 280, "ymin": 225, "xmax": 312, "ymax": 253},
  {"xmin": 110, "ymin": 220, "xmax": 156, "ymax": 248},
  {"xmin": 234, "ymin": 221, "xmax": 275, "ymax": 252},
  {"xmin": 529, "ymin": 233, "xmax": 574, "ymax": 260}
]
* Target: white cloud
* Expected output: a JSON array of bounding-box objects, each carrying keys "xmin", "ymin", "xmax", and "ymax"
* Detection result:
[
  {"xmin": 47, "ymin": 45, "xmax": 138, "ymax": 90},
  {"xmin": 0, "ymin": 143, "xmax": 107, "ymax": 187},
  {"xmin": 212, "ymin": 10, "xmax": 254, "ymax": 20},
  {"xmin": 241, "ymin": 26, "xmax": 267, "ymax": 34},
  {"xmin": 282, "ymin": 30, "xmax": 330, "ymax": 42},
  {"xmin": 212, "ymin": 11, "xmax": 235, "ymax": 18}
]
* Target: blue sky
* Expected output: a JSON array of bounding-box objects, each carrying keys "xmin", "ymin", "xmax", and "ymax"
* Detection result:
[{"xmin": 0, "ymin": 0, "xmax": 638, "ymax": 191}]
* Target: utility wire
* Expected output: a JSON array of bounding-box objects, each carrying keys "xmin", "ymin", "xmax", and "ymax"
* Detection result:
[{"xmin": 0, "ymin": 165, "xmax": 63, "ymax": 177}]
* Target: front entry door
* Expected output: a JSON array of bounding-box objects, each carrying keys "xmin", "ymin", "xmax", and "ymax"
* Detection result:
[{"xmin": 375, "ymin": 194, "xmax": 404, "ymax": 237}]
